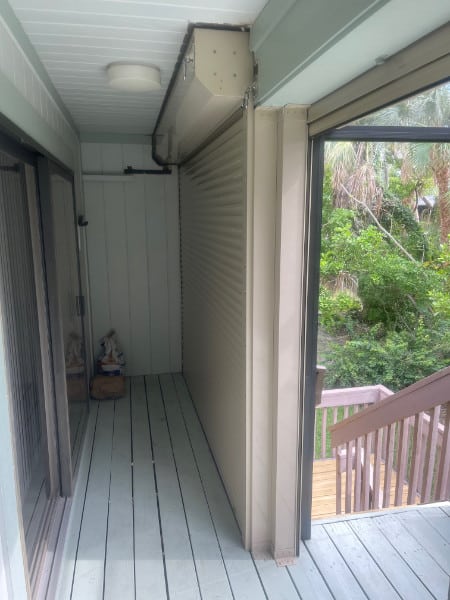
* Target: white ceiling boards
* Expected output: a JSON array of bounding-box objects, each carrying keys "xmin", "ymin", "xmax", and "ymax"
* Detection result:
[
  {"xmin": 6, "ymin": 0, "xmax": 450, "ymax": 138},
  {"xmin": 8, "ymin": 0, "xmax": 267, "ymax": 134}
]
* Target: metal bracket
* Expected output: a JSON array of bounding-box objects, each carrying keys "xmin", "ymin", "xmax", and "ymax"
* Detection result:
[
  {"xmin": 183, "ymin": 55, "xmax": 194, "ymax": 81},
  {"xmin": 123, "ymin": 166, "xmax": 172, "ymax": 175},
  {"xmin": 241, "ymin": 82, "xmax": 257, "ymax": 110}
]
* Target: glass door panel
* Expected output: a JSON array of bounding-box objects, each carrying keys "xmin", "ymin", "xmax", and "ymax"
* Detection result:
[
  {"xmin": 0, "ymin": 148, "xmax": 53, "ymax": 579},
  {"xmin": 49, "ymin": 172, "xmax": 88, "ymax": 454}
]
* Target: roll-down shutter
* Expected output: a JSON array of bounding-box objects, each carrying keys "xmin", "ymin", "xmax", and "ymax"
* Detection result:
[
  {"xmin": 179, "ymin": 115, "xmax": 248, "ymax": 534},
  {"xmin": 308, "ymin": 23, "xmax": 450, "ymax": 136}
]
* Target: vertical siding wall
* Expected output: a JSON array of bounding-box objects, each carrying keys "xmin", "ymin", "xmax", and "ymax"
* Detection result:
[
  {"xmin": 82, "ymin": 142, "xmax": 181, "ymax": 376},
  {"xmin": 179, "ymin": 118, "xmax": 248, "ymax": 535}
]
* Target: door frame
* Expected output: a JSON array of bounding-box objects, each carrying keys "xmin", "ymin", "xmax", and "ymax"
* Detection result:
[
  {"xmin": 0, "ymin": 131, "xmax": 62, "ymax": 593},
  {"xmin": 37, "ymin": 157, "xmax": 89, "ymax": 497},
  {"xmin": 300, "ymin": 122, "xmax": 450, "ymax": 540}
]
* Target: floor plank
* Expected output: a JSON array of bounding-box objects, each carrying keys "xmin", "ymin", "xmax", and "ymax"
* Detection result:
[
  {"xmin": 131, "ymin": 376, "xmax": 167, "ymax": 600},
  {"xmin": 396, "ymin": 510, "xmax": 450, "ymax": 575},
  {"xmin": 349, "ymin": 514, "xmax": 433, "ymax": 600},
  {"xmin": 324, "ymin": 520, "xmax": 400, "ymax": 599},
  {"xmin": 160, "ymin": 374, "xmax": 233, "ymax": 600},
  {"xmin": 145, "ymin": 375, "xmax": 201, "ymax": 600},
  {"xmin": 173, "ymin": 373, "xmax": 267, "ymax": 600},
  {"xmin": 71, "ymin": 400, "xmax": 115, "ymax": 600},
  {"xmin": 419, "ymin": 506, "xmax": 450, "ymax": 542},
  {"xmin": 52, "ymin": 403, "xmax": 98, "ymax": 600},
  {"xmin": 254, "ymin": 558, "xmax": 301, "ymax": 599},
  {"xmin": 374, "ymin": 512, "xmax": 449, "ymax": 599},
  {"xmin": 288, "ymin": 543, "xmax": 333, "ymax": 600},
  {"xmin": 103, "ymin": 385, "xmax": 135, "ymax": 599},
  {"xmin": 305, "ymin": 524, "xmax": 367, "ymax": 600}
]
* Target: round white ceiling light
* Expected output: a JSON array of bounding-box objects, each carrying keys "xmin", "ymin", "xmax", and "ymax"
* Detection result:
[{"xmin": 106, "ymin": 63, "xmax": 161, "ymax": 92}]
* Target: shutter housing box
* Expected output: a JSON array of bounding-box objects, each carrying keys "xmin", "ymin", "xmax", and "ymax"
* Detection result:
[{"xmin": 154, "ymin": 28, "xmax": 253, "ymax": 164}]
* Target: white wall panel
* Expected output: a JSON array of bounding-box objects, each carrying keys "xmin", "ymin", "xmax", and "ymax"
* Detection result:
[
  {"xmin": 179, "ymin": 118, "xmax": 248, "ymax": 536},
  {"xmin": 83, "ymin": 142, "xmax": 181, "ymax": 376}
]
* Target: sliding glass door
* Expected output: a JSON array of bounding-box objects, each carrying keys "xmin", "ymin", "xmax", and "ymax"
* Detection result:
[
  {"xmin": 38, "ymin": 158, "xmax": 89, "ymax": 494},
  {"xmin": 0, "ymin": 143, "xmax": 55, "ymax": 588}
]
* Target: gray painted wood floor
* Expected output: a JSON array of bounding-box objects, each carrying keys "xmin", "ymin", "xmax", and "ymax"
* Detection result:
[{"xmin": 49, "ymin": 374, "xmax": 450, "ymax": 600}]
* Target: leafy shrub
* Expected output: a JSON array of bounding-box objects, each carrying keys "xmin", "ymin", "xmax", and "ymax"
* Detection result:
[
  {"xmin": 323, "ymin": 322, "xmax": 449, "ymax": 391},
  {"xmin": 379, "ymin": 196, "xmax": 430, "ymax": 261},
  {"xmin": 319, "ymin": 288, "xmax": 362, "ymax": 334}
]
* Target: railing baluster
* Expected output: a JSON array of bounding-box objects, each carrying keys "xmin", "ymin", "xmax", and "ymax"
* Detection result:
[
  {"xmin": 336, "ymin": 451, "xmax": 342, "ymax": 514},
  {"xmin": 362, "ymin": 433, "xmax": 371, "ymax": 510},
  {"xmin": 395, "ymin": 417, "xmax": 409, "ymax": 506},
  {"xmin": 436, "ymin": 405, "xmax": 450, "ymax": 501},
  {"xmin": 373, "ymin": 428, "xmax": 382, "ymax": 509},
  {"xmin": 322, "ymin": 408, "xmax": 328, "ymax": 458},
  {"xmin": 345, "ymin": 440, "xmax": 353, "ymax": 513},
  {"xmin": 383, "ymin": 423, "xmax": 395, "ymax": 508},
  {"xmin": 381, "ymin": 425, "xmax": 388, "ymax": 461},
  {"xmin": 354, "ymin": 437, "xmax": 362, "ymax": 512},
  {"xmin": 417, "ymin": 415, "xmax": 427, "ymax": 496},
  {"xmin": 408, "ymin": 412, "xmax": 424, "ymax": 504},
  {"xmin": 333, "ymin": 407, "xmax": 338, "ymax": 424},
  {"xmin": 421, "ymin": 407, "xmax": 441, "ymax": 503},
  {"xmin": 344, "ymin": 406, "xmax": 349, "ymax": 419},
  {"xmin": 332, "ymin": 408, "xmax": 338, "ymax": 458}
]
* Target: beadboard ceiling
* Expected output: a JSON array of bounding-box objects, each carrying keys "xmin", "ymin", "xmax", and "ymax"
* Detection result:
[{"xmin": 8, "ymin": 0, "xmax": 267, "ymax": 134}]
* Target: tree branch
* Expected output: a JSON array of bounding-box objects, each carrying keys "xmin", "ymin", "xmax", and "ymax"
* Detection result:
[{"xmin": 340, "ymin": 184, "xmax": 419, "ymax": 264}]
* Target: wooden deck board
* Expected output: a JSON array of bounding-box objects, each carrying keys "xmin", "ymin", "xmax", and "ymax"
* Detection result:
[
  {"xmin": 103, "ymin": 383, "xmax": 134, "ymax": 600},
  {"xmin": 324, "ymin": 520, "xmax": 400, "ymax": 599},
  {"xmin": 419, "ymin": 506, "xmax": 450, "ymax": 543},
  {"xmin": 71, "ymin": 401, "xmax": 114, "ymax": 600},
  {"xmin": 349, "ymin": 515, "xmax": 433, "ymax": 600},
  {"xmin": 131, "ymin": 376, "xmax": 167, "ymax": 600},
  {"xmin": 145, "ymin": 375, "xmax": 201, "ymax": 600},
  {"xmin": 305, "ymin": 524, "xmax": 367, "ymax": 600},
  {"xmin": 253, "ymin": 558, "xmax": 301, "ymax": 600},
  {"xmin": 288, "ymin": 543, "xmax": 333, "ymax": 600},
  {"xmin": 396, "ymin": 510, "xmax": 450, "ymax": 575},
  {"xmin": 159, "ymin": 373, "xmax": 233, "ymax": 600},
  {"xmin": 172, "ymin": 373, "xmax": 267, "ymax": 600},
  {"xmin": 312, "ymin": 458, "xmax": 415, "ymax": 519},
  {"xmin": 51, "ymin": 374, "xmax": 450, "ymax": 600},
  {"xmin": 374, "ymin": 513, "xmax": 449, "ymax": 599},
  {"xmin": 51, "ymin": 403, "xmax": 98, "ymax": 600}
]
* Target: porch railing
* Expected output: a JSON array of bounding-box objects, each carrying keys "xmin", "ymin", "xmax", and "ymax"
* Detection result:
[
  {"xmin": 314, "ymin": 384, "xmax": 392, "ymax": 459},
  {"xmin": 329, "ymin": 366, "xmax": 450, "ymax": 514}
]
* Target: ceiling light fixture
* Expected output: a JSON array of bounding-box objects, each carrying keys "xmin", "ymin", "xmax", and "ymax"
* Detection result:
[{"xmin": 106, "ymin": 63, "xmax": 161, "ymax": 92}]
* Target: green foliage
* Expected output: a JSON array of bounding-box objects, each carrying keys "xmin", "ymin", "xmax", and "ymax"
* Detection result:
[
  {"xmin": 324, "ymin": 323, "xmax": 450, "ymax": 392},
  {"xmin": 321, "ymin": 213, "xmax": 439, "ymax": 330},
  {"xmin": 319, "ymin": 288, "xmax": 362, "ymax": 334},
  {"xmin": 356, "ymin": 239, "xmax": 437, "ymax": 330},
  {"xmin": 320, "ymin": 150, "xmax": 450, "ymax": 390},
  {"xmin": 379, "ymin": 196, "xmax": 430, "ymax": 261}
]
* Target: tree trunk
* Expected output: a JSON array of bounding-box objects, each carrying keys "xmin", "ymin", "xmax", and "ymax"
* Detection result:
[{"xmin": 434, "ymin": 166, "xmax": 450, "ymax": 244}]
